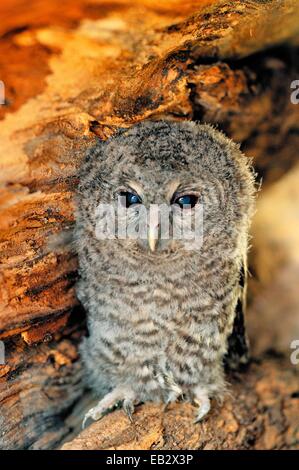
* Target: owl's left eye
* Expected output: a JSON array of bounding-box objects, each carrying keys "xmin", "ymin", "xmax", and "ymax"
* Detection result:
[
  {"xmin": 119, "ymin": 191, "xmax": 142, "ymax": 208},
  {"xmin": 172, "ymin": 194, "xmax": 199, "ymax": 209}
]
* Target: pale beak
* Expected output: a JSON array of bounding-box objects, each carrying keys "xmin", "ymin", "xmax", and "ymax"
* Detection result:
[
  {"xmin": 148, "ymin": 207, "xmax": 160, "ymax": 252},
  {"xmin": 148, "ymin": 224, "xmax": 159, "ymax": 252}
]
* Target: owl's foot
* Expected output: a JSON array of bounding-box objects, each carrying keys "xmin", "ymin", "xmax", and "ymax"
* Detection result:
[
  {"xmin": 82, "ymin": 386, "xmax": 135, "ymax": 429},
  {"xmin": 166, "ymin": 390, "xmax": 181, "ymax": 404},
  {"xmin": 193, "ymin": 386, "xmax": 211, "ymax": 423},
  {"xmin": 123, "ymin": 397, "xmax": 135, "ymax": 423}
]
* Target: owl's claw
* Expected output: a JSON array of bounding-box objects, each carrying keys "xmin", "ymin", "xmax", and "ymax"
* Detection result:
[
  {"xmin": 165, "ymin": 389, "xmax": 181, "ymax": 406},
  {"xmin": 82, "ymin": 409, "xmax": 98, "ymax": 429},
  {"xmin": 82, "ymin": 402, "xmax": 115, "ymax": 429},
  {"xmin": 82, "ymin": 415, "xmax": 88, "ymax": 430},
  {"xmin": 82, "ymin": 386, "xmax": 135, "ymax": 429},
  {"xmin": 193, "ymin": 387, "xmax": 211, "ymax": 423},
  {"xmin": 194, "ymin": 398, "xmax": 211, "ymax": 423},
  {"xmin": 123, "ymin": 398, "xmax": 135, "ymax": 423}
]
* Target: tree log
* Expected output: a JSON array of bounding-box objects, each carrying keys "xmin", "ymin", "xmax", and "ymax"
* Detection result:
[
  {"xmin": 61, "ymin": 357, "xmax": 299, "ymax": 450},
  {"xmin": 1, "ymin": 0, "xmax": 299, "ymax": 339},
  {"xmin": 0, "ymin": 0, "xmax": 299, "ymax": 450},
  {"xmin": 0, "ymin": 323, "xmax": 85, "ymax": 450}
]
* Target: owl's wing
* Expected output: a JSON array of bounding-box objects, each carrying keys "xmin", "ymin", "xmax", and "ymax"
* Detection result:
[{"xmin": 224, "ymin": 255, "xmax": 250, "ymax": 371}]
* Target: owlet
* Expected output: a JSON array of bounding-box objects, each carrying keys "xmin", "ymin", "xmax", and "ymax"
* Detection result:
[{"xmin": 74, "ymin": 121, "xmax": 255, "ymax": 425}]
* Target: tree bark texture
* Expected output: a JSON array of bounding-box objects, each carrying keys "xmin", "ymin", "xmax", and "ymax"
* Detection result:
[
  {"xmin": 0, "ymin": 0, "xmax": 299, "ymax": 449},
  {"xmin": 61, "ymin": 357, "xmax": 299, "ymax": 450}
]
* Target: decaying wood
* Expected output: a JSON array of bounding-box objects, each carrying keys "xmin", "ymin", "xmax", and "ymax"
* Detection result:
[
  {"xmin": 0, "ymin": 324, "xmax": 84, "ymax": 450},
  {"xmin": 1, "ymin": 0, "xmax": 299, "ymax": 339},
  {"xmin": 0, "ymin": 0, "xmax": 299, "ymax": 450},
  {"xmin": 61, "ymin": 357, "xmax": 299, "ymax": 450}
]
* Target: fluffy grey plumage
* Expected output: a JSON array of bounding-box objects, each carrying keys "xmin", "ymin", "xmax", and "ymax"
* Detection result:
[{"xmin": 75, "ymin": 120, "xmax": 255, "ymax": 425}]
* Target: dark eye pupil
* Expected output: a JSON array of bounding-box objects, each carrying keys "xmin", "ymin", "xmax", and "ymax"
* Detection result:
[
  {"xmin": 175, "ymin": 194, "xmax": 198, "ymax": 208},
  {"xmin": 128, "ymin": 194, "xmax": 139, "ymax": 205},
  {"xmin": 120, "ymin": 191, "xmax": 141, "ymax": 208}
]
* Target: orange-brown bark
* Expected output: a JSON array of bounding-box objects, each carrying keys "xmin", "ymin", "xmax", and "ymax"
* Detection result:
[
  {"xmin": 61, "ymin": 357, "xmax": 299, "ymax": 450},
  {"xmin": 0, "ymin": 0, "xmax": 299, "ymax": 450}
]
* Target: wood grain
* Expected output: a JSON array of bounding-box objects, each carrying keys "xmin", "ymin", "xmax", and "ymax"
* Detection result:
[
  {"xmin": 61, "ymin": 357, "xmax": 299, "ymax": 450},
  {"xmin": 0, "ymin": 0, "xmax": 299, "ymax": 449}
]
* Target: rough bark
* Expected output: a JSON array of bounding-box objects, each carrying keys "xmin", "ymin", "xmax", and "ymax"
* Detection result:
[
  {"xmin": 61, "ymin": 357, "xmax": 299, "ymax": 450},
  {"xmin": 1, "ymin": 0, "xmax": 299, "ymax": 339},
  {"xmin": 0, "ymin": 323, "xmax": 85, "ymax": 450},
  {"xmin": 0, "ymin": 0, "xmax": 299, "ymax": 450}
]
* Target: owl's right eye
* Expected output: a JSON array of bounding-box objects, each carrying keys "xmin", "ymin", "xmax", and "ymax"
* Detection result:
[{"xmin": 119, "ymin": 191, "xmax": 142, "ymax": 208}]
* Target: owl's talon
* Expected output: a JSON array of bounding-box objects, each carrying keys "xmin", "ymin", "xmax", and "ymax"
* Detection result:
[
  {"xmin": 82, "ymin": 406, "xmax": 105, "ymax": 429},
  {"xmin": 123, "ymin": 399, "xmax": 135, "ymax": 423},
  {"xmin": 194, "ymin": 401, "xmax": 211, "ymax": 423},
  {"xmin": 82, "ymin": 410, "xmax": 97, "ymax": 429},
  {"xmin": 193, "ymin": 388, "xmax": 211, "ymax": 423},
  {"xmin": 82, "ymin": 415, "xmax": 88, "ymax": 430},
  {"xmin": 82, "ymin": 386, "xmax": 136, "ymax": 428},
  {"xmin": 166, "ymin": 389, "xmax": 180, "ymax": 404}
]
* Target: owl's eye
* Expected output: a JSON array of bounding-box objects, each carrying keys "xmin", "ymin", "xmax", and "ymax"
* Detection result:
[
  {"xmin": 172, "ymin": 194, "xmax": 199, "ymax": 209},
  {"xmin": 119, "ymin": 191, "xmax": 142, "ymax": 208}
]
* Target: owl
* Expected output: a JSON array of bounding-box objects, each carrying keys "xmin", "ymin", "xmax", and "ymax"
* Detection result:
[{"xmin": 74, "ymin": 120, "xmax": 255, "ymax": 426}]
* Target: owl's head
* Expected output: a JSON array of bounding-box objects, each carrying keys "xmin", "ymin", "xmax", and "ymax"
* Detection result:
[{"xmin": 77, "ymin": 121, "xmax": 255, "ymax": 259}]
